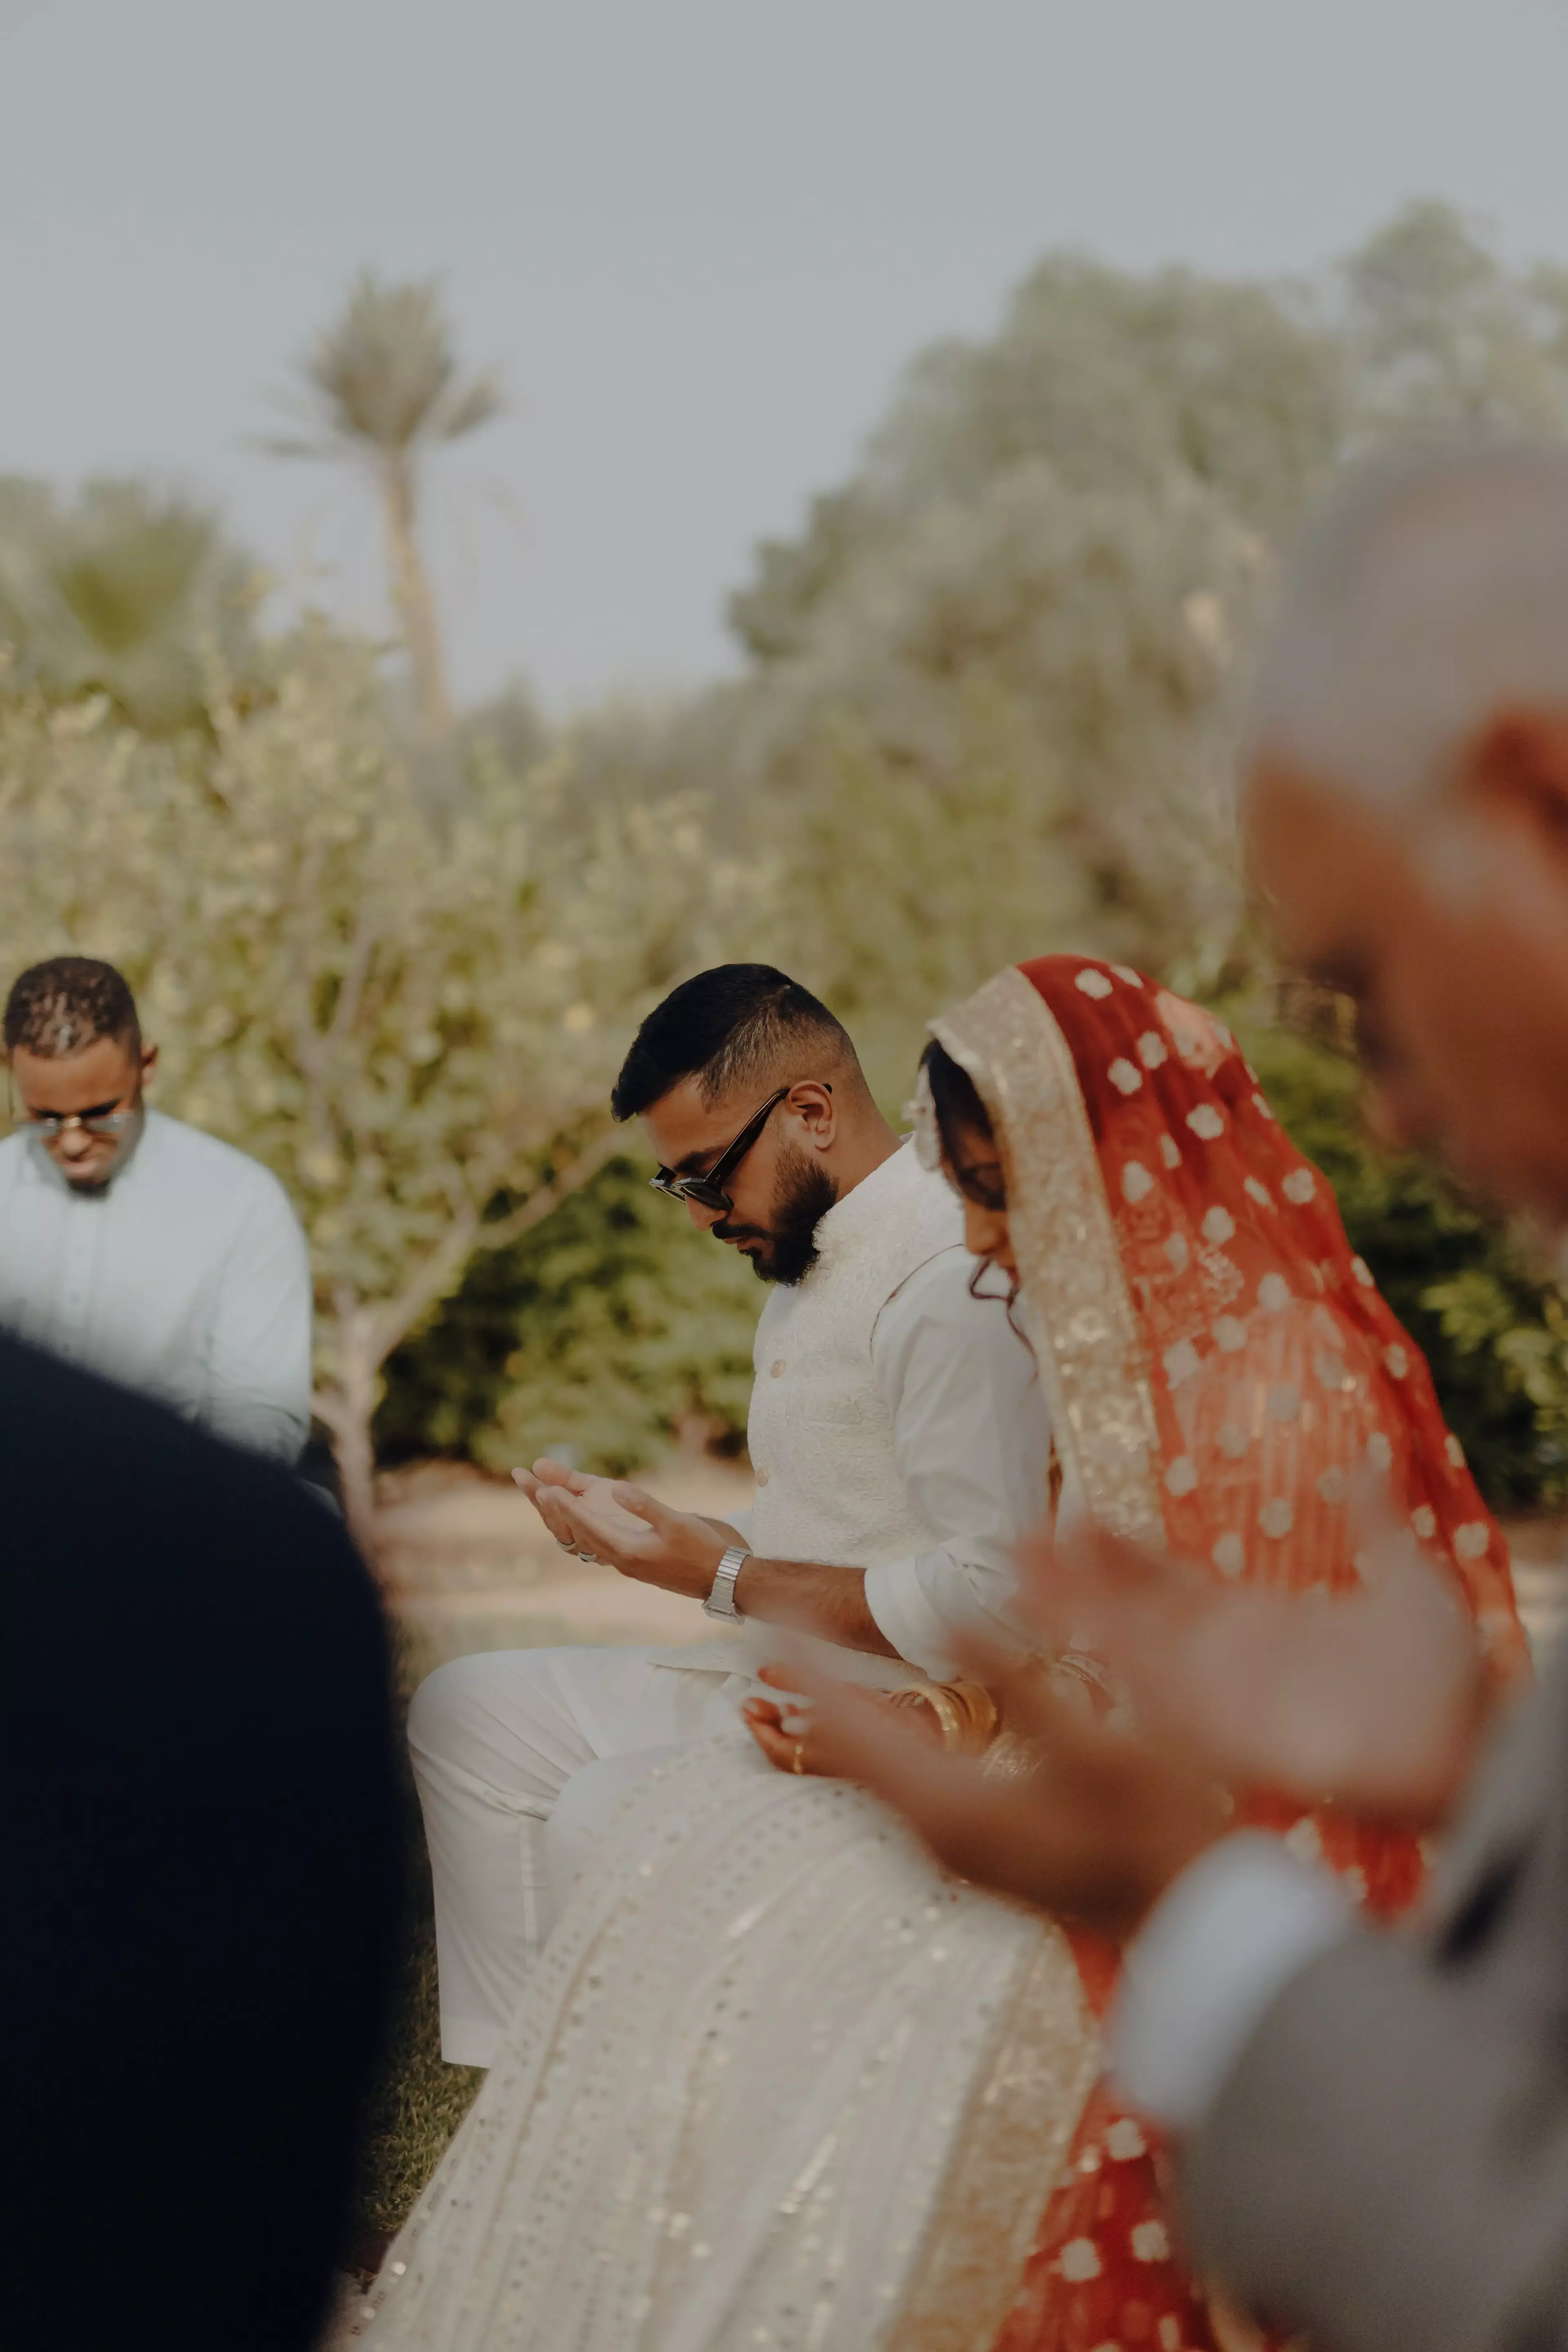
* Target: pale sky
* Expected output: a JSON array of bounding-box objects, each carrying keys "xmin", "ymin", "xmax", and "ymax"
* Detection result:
[{"xmin": 6, "ymin": 0, "xmax": 1568, "ymax": 712}]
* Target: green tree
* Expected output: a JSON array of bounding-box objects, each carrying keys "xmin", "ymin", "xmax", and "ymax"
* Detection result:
[
  {"xmin": 710, "ymin": 256, "xmax": 1322, "ymax": 1060},
  {"xmin": 1244, "ymin": 1022, "xmax": 1568, "ymax": 1508},
  {"xmin": 378, "ymin": 1154, "xmax": 762, "ymax": 1476},
  {"xmin": 719, "ymin": 203, "xmax": 1568, "ymax": 1039},
  {"xmin": 267, "ymin": 274, "xmax": 501, "ymax": 751},
  {"xmin": 0, "ymin": 630, "xmax": 758, "ymax": 1539},
  {"xmin": 1343, "ymin": 199, "xmax": 1568, "ymax": 433},
  {"xmin": 0, "ymin": 476, "xmax": 260, "ymax": 733}
]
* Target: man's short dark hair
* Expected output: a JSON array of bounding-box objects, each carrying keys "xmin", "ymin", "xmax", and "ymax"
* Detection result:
[
  {"xmin": 612, "ymin": 964, "xmax": 855, "ymax": 1121},
  {"xmin": 3, "ymin": 957, "xmax": 141, "ymax": 1059}
]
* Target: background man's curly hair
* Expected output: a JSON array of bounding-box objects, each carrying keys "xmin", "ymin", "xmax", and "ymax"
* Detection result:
[{"xmin": 4, "ymin": 958, "xmax": 142, "ymax": 1060}]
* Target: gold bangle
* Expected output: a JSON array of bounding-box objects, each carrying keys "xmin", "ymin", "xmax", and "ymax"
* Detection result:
[
  {"xmin": 888, "ymin": 1681, "xmax": 998, "ymax": 1756},
  {"xmin": 951, "ymin": 1680, "xmax": 1000, "ymax": 1752},
  {"xmin": 1050, "ymin": 1651, "xmax": 1114, "ymax": 1713},
  {"xmin": 888, "ymin": 1684, "xmax": 964, "ymax": 1749}
]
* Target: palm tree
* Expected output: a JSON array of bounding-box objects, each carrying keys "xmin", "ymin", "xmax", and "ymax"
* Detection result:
[
  {"xmin": 268, "ymin": 274, "xmax": 501, "ymax": 742},
  {"xmin": 0, "ymin": 477, "xmax": 260, "ymax": 732}
]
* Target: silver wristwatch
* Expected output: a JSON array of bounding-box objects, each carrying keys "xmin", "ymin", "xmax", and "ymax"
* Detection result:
[{"xmin": 702, "ymin": 1545, "xmax": 749, "ymax": 1622}]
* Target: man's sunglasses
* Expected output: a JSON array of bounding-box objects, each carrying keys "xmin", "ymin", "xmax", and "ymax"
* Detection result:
[
  {"xmin": 6, "ymin": 1077, "xmax": 138, "ymax": 1140},
  {"xmin": 649, "ymin": 1082, "xmax": 828, "ymax": 1213},
  {"xmin": 26, "ymin": 1109, "xmax": 138, "ymax": 1140}
]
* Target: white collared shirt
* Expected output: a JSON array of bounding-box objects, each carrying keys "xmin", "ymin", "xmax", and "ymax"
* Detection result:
[
  {"xmin": 860, "ymin": 1245, "xmax": 1051, "ymax": 1674},
  {"xmin": 0, "ymin": 1108, "xmax": 312, "ymax": 1461},
  {"xmin": 732, "ymin": 1237, "xmax": 1051, "ymax": 1677}
]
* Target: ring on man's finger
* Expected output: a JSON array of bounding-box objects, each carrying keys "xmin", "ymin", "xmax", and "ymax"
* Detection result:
[{"xmin": 577, "ymin": 1550, "xmax": 598, "ymax": 1564}]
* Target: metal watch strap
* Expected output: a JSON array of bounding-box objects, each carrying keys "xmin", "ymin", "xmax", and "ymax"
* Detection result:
[{"xmin": 702, "ymin": 1544, "xmax": 750, "ymax": 1621}]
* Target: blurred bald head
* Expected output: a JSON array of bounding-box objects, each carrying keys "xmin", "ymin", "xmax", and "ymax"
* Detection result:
[
  {"xmin": 1245, "ymin": 438, "xmax": 1568, "ymax": 806},
  {"xmin": 1243, "ymin": 438, "xmax": 1568, "ymax": 1232}
]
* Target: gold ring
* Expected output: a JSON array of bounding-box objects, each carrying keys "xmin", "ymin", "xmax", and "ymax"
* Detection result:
[{"xmin": 791, "ymin": 1741, "xmax": 806, "ymax": 1774}]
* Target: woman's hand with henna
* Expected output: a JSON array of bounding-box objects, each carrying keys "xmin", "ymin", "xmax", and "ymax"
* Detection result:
[
  {"xmin": 771, "ymin": 1642, "xmax": 1230, "ymax": 1938},
  {"xmin": 744, "ymin": 1663, "xmax": 940, "ymax": 1777}
]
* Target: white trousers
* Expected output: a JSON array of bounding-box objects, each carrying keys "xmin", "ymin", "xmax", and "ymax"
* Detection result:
[{"xmin": 408, "ymin": 1646, "xmax": 742, "ymax": 2065}]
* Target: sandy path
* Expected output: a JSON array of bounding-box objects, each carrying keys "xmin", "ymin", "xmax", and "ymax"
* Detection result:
[
  {"xmin": 374, "ymin": 1459, "xmax": 753, "ymax": 1656},
  {"xmin": 372, "ymin": 1462, "xmax": 1568, "ymax": 1663}
]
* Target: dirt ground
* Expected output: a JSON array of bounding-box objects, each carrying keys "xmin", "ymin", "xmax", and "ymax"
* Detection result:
[
  {"xmin": 372, "ymin": 1460, "xmax": 1568, "ymax": 1664},
  {"xmin": 372, "ymin": 1456, "xmax": 756, "ymax": 1668}
]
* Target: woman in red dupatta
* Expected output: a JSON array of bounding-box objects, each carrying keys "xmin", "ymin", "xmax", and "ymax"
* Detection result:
[
  {"xmin": 909, "ymin": 952, "xmax": 1526, "ymax": 2352},
  {"xmin": 347, "ymin": 950, "xmax": 1523, "ymax": 2352}
]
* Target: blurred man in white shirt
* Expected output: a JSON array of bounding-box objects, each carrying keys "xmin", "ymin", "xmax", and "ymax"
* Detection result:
[{"xmin": 0, "ymin": 956, "xmax": 312, "ymax": 1463}]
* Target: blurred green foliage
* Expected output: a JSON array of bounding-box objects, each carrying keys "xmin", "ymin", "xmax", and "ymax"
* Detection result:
[
  {"xmin": 377, "ymin": 1156, "xmax": 762, "ymax": 1476},
  {"xmin": 0, "ymin": 476, "xmax": 262, "ymax": 733},
  {"xmin": 1244, "ymin": 1024, "xmax": 1568, "ymax": 1509}
]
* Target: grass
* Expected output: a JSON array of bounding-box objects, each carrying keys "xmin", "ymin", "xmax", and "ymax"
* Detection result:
[
  {"xmin": 350, "ymin": 1855, "xmax": 483, "ymax": 2250},
  {"xmin": 347, "ymin": 1609, "xmax": 609, "ymax": 2250}
]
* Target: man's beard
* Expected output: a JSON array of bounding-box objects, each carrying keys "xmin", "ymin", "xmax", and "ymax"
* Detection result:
[{"xmin": 713, "ymin": 1143, "xmax": 838, "ymax": 1285}]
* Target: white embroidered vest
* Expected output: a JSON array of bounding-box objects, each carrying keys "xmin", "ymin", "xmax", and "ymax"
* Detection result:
[{"xmin": 651, "ymin": 1139, "xmax": 965, "ymax": 1688}]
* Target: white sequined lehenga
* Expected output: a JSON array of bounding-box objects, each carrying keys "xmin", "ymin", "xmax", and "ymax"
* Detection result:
[
  {"xmin": 334, "ymin": 973, "xmax": 1151, "ymax": 2352},
  {"xmin": 338, "ymin": 1724, "xmax": 1096, "ymax": 2352}
]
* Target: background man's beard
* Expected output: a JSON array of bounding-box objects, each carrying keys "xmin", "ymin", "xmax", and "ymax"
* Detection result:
[{"xmin": 714, "ymin": 1145, "xmax": 838, "ymax": 1285}]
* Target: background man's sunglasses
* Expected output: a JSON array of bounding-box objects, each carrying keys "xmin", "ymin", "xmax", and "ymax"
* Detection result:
[
  {"xmin": 649, "ymin": 1082, "xmax": 829, "ymax": 1213},
  {"xmin": 6, "ymin": 1078, "xmax": 140, "ymax": 1141},
  {"xmin": 27, "ymin": 1109, "xmax": 138, "ymax": 1139}
]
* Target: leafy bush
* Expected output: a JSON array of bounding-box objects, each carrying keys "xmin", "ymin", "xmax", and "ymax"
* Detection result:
[
  {"xmin": 1244, "ymin": 1024, "xmax": 1568, "ymax": 1510},
  {"xmin": 377, "ymin": 1156, "xmax": 762, "ymax": 1477}
]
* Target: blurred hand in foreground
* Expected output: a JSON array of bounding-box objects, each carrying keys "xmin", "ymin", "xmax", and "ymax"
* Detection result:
[
  {"xmin": 782, "ymin": 1491, "xmax": 1499, "ymax": 1935},
  {"xmin": 1029, "ymin": 1492, "xmax": 1493, "ymax": 1832}
]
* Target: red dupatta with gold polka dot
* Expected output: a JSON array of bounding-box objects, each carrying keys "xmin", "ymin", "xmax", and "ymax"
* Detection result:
[{"xmin": 925, "ymin": 953, "xmax": 1525, "ymax": 2352}]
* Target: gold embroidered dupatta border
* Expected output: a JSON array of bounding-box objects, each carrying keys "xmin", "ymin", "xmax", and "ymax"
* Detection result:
[
  {"xmin": 891, "ymin": 966, "xmax": 1167, "ymax": 2352},
  {"xmin": 934, "ymin": 964, "xmax": 1165, "ymax": 1544}
]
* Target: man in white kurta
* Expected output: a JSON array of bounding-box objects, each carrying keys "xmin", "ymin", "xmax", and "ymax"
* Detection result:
[
  {"xmin": 0, "ymin": 956, "xmax": 312, "ymax": 1463},
  {"xmin": 410, "ymin": 964, "xmax": 1049, "ymax": 2065}
]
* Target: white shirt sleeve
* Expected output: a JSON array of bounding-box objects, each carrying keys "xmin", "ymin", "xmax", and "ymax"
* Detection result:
[
  {"xmin": 861, "ymin": 1247, "xmax": 1050, "ymax": 1677},
  {"xmin": 203, "ymin": 1174, "xmax": 314, "ymax": 1463},
  {"xmin": 1110, "ymin": 1831, "xmax": 1354, "ymax": 2133}
]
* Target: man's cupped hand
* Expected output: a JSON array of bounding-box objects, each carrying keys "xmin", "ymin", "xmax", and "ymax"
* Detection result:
[{"xmin": 512, "ymin": 1457, "xmax": 725, "ymax": 1598}]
